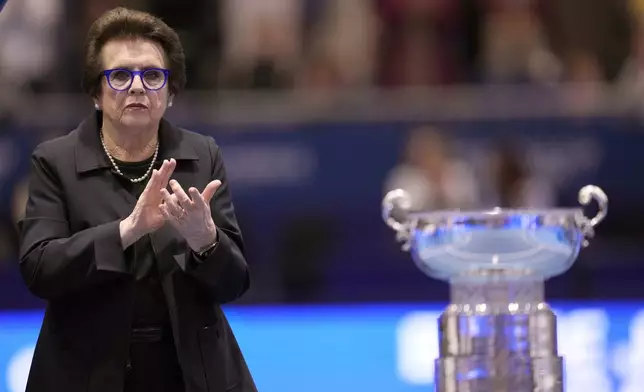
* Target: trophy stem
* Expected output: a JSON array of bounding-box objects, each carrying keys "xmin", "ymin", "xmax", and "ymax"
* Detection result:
[{"xmin": 449, "ymin": 275, "xmax": 545, "ymax": 312}]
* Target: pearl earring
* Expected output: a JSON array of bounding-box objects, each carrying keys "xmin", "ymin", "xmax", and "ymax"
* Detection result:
[
  {"xmin": 168, "ymin": 100, "xmax": 173, "ymax": 108},
  {"xmin": 94, "ymin": 103, "xmax": 100, "ymax": 110}
]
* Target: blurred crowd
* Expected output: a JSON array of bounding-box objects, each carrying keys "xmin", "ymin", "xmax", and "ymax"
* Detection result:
[
  {"xmin": 0, "ymin": 0, "xmax": 642, "ymax": 95},
  {"xmin": 384, "ymin": 127, "xmax": 556, "ymax": 212}
]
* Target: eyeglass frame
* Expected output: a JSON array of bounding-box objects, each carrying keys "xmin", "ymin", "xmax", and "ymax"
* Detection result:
[{"xmin": 102, "ymin": 68, "xmax": 171, "ymax": 92}]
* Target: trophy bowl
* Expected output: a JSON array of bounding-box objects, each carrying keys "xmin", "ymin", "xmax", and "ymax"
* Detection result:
[
  {"xmin": 382, "ymin": 185, "xmax": 608, "ymax": 392},
  {"xmin": 382, "ymin": 185, "xmax": 607, "ymax": 281}
]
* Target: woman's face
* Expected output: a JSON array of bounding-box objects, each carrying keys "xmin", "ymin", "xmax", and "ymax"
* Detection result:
[{"xmin": 95, "ymin": 38, "xmax": 170, "ymax": 130}]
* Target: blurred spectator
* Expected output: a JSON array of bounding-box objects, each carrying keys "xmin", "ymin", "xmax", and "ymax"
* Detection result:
[
  {"xmin": 535, "ymin": 0, "xmax": 632, "ymax": 112},
  {"xmin": 480, "ymin": 0, "xmax": 562, "ymax": 84},
  {"xmin": 219, "ymin": 0, "xmax": 300, "ymax": 90},
  {"xmin": 485, "ymin": 138, "xmax": 555, "ymax": 208},
  {"xmin": 375, "ymin": 0, "xmax": 469, "ymax": 87},
  {"xmin": 295, "ymin": 50, "xmax": 343, "ymax": 91},
  {"xmin": 384, "ymin": 126, "xmax": 479, "ymax": 211},
  {"xmin": 615, "ymin": 0, "xmax": 644, "ymax": 117},
  {"xmin": 0, "ymin": 0, "xmax": 63, "ymax": 93},
  {"xmin": 293, "ymin": 49, "xmax": 344, "ymax": 106},
  {"xmin": 301, "ymin": 0, "xmax": 378, "ymax": 88},
  {"xmin": 538, "ymin": 0, "xmax": 633, "ymax": 83}
]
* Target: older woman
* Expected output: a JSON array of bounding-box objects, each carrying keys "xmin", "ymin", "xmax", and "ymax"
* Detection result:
[{"xmin": 18, "ymin": 7, "xmax": 256, "ymax": 392}]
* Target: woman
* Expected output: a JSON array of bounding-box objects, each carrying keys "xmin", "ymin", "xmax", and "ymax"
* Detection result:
[{"xmin": 18, "ymin": 7, "xmax": 257, "ymax": 392}]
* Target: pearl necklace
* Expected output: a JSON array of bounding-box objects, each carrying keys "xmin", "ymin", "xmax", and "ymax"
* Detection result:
[{"xmin": 100, "ymin": 130, "xmax": 159, "ymax": 183}]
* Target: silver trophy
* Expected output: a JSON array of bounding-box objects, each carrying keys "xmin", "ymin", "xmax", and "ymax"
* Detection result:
[{"xmin": 382, "ymin": 185, "xmax": 608, "ymax": 392}]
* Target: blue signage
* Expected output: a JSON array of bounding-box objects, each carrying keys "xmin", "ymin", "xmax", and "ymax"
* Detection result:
[{"xmin": 1, "ymin": 302, "xmax": 644, "ymax": 392}]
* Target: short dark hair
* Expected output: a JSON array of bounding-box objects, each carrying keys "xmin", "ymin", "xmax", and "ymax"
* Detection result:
[{"xmin": 81, "ymin": 7, "xmax": 186, "ymax": 97}]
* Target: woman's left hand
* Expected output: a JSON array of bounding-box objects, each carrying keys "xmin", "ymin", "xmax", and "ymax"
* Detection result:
[{"xmin": 160, "ymin": 179, "xmax": 221, "ymax": 252}]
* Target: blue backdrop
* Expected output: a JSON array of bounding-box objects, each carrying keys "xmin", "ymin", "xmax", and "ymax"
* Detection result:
[{"xmin": 1, "ymin": 302, "xmax": 644, "ymax": 392}]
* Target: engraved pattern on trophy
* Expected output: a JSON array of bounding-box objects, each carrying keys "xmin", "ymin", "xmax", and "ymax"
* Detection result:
[{"xmin": 382, "ymin": 185, "xmax": 608, "ymax": 392}]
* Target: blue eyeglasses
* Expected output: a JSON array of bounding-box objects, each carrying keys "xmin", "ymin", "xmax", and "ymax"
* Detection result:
[{"xmin": 103, "ymin": 68, "xmax": 170, "ymax": 91}]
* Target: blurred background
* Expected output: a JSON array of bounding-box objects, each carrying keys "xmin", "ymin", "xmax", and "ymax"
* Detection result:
[{"xmin": 2, "ymin": 0, "xmax": 644, "ymax": 391}]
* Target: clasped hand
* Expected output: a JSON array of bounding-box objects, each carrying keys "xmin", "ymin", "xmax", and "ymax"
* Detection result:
[{"xmin": 124, "ymin": 158, "xmax": 220, "ymax": 252}]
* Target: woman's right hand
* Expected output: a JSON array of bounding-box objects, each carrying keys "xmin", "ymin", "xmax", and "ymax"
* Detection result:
[{"xmin": 120, "ymin": 159, "xmax": 176, "ymax": 248}]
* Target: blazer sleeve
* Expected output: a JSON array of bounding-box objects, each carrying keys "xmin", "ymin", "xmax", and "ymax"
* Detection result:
[
  {"xmin": 180, "ymin": 138, "xmax": 250, "ymax": 304},
  {"xmin": 18, "ymin": 146, "xmax": 130, "ymax": 300}
]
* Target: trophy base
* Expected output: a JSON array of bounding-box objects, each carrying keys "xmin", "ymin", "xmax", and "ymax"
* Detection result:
[
  {"xmin": 435, "ymin": 355, "xmax": 563, "ymax": 392},
  {"xmin": 435, "ymin": 279, "xmax": 564, "ymax": 392}
]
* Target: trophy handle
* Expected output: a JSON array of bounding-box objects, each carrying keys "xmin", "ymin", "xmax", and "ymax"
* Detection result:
[
  {"xmin": 577, "ymin": 185, "xmax": 608, "ymax": 247},
  {"xmin": 382, "ymin": 189, "xmax": 413, "ymax": 251}
]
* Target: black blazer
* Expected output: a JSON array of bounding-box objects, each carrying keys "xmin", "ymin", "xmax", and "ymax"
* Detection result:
[{"xmin": 18, "ymin": 113, "xmax": 258, "ymax": 392}]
